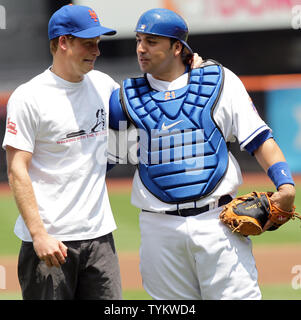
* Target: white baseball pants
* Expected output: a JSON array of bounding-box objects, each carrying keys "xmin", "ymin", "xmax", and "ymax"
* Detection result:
[{"xmin": 139, "ymin": 207, "xmax": 262, "ymax": 300}]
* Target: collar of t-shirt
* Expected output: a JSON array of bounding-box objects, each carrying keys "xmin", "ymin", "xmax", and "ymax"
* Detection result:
[
  {"xmin": 146, "ymin": 71, "xmax": 189, "ymax": 92},
  {"xmin": 48, "ymin": 67, "xmax": 84, "ymax": 89}
]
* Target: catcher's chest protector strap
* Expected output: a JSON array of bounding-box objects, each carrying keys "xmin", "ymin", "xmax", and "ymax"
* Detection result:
[{"xmin": 121, "ymin": 64, "xmax": 228, "ymax": 203}]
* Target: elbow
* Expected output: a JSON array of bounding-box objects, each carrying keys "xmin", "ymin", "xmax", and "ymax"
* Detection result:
[
  {"xmin": 5, "ymin": 147, "xmax": 32, "ymax": 187},
  {"xmin": 7, "ymin": 165, "xmax": 17, "ymax": 189}
]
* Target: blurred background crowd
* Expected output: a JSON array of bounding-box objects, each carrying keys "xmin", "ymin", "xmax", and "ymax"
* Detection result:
[{"xmin": 1, "ymin": 0, "xmax": 301, "ymax": 181}]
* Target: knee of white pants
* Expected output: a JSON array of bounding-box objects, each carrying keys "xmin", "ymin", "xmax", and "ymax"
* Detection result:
[
  {"xmin": 139, "ymin": 211, "xmax": 202, "ymax": 299},
  {"xmin": 193, "ymin": 217, "xmax": 262, "ymax": 300},
  {"xmin": 138, "ymin": 209, "xmax": 261, "ymax": 300}
]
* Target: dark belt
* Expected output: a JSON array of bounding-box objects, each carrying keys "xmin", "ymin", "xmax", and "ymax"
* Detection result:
[{"xmin": 164, "ymin": 195, "xmax": 233, "ymax": 217}]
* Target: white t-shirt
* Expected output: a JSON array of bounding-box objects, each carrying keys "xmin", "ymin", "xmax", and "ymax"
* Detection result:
[
  {"xmin": 2, "ymin": 68, "xmax": 119, "ymax": 241},
  {"xmin": 130, "ymin": 67, "xmax": 271, "ymax": 211}
]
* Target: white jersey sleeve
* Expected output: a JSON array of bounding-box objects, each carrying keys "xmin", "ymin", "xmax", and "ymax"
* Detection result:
[
  {"xmin": 3, "ymin": 85, "xmax": 39, "ymax": 153},
  {"xmin": 214, "ymin": 68, "xmax": 271, "ymax": 151}
]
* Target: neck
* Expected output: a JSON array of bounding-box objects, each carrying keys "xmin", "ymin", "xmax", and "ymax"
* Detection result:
[
  {"xmin": 151, "ymin": 62, "xmax": 186, "ymax": 82},
  {"xmin": 51, "ymin": 57, "xmax": 83, "ymax": 83}
]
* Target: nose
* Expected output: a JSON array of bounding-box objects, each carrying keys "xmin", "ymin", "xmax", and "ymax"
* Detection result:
[
  {"xmin": 137, "ymin": 41, "xmax": 146, "ymax": 54},
  {"xmin": 95, "ymin": 44, "xmax": 100, "ymax": 56}
]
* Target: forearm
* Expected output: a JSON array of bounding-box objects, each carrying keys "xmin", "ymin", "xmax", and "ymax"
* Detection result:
[
  {"xmin": 8, "ymin": 164, "xmax": 67, "ymax": 266},
  {"xmin": 8, "ymin": 169, "xmax": 47, "ymax": 240},
  {"xmin": 254, "ymin": 138, "xmax": 295, "ymax": 211},
  {"xmin": 6, "ymin": 147, "xmax": 67, "ymax": 267},
  {"xmin": 253, "ymin": 138, "xmax": 286, "ymax": 172}
]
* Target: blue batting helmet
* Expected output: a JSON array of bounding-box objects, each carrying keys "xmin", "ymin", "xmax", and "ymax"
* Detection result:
[{"xmin": 135, "ymin": 8, "xmax": 193, "ymax": 54}]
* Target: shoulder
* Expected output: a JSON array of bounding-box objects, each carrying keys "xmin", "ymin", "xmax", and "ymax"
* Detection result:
[
  {"xmin": 9, "ymin": 70, "xmax": 50, "ymax": 101},
  {"xmin": 223, "ymin": 67, "xmax": 239, "ymax": 82},
  {"xmin": 87, "ymin": 70, "xmax": 119, "ymax": 88},
  {"xmin": 9, "ymin": 82, "xmax": 35, "ymax": 105},
  {"xmin": 199, "ymin": 61, "xmax": 243, "ymax": 90},
  {"xmin": 7, "ymin": 71, "xmax": 52, "ymax": 117},
  {"xmin": 223, "ymin": 67, "xmax": 246, "ymax": 90}
]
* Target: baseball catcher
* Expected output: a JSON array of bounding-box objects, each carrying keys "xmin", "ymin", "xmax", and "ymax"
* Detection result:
[
  {"xmin": 108, "ymin": 7, "xmax": 298, "ymax": 300},
  {"xmin": 220, "ymin": 191, "xmax": 300, "ymax": 236}
]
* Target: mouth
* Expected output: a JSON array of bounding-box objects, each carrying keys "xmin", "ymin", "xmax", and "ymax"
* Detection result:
[
  {"xmin": 138, "ymin": 57, "xmax": 150, "ymax": 64},
  {"xmin": 83, "ymin": 58, "xmax": 96, "ymax": 64}
]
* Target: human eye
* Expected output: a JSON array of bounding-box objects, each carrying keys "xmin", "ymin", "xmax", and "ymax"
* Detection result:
[
  {"xmin": 147, "ymin": 38, "xmax": 157, "ymax": 45},
  {"xmin": 82, "ymin": 40, "xmax": 94, "ymax": 48}
]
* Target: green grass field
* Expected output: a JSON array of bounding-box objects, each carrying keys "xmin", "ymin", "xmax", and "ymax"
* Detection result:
[{"xmin": 0, "ymin": 183, "xmax": 301, "ymax": 300}]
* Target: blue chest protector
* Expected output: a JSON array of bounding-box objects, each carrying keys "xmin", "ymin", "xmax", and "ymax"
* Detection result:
[{"xmin": 121, "ymin": 64, "xmax": 228, "ymax": 203}]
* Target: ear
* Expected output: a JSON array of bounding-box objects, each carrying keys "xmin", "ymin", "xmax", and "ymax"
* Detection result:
[
  {"xmin": 58, "ymin": 35, "xmax": 69, "ymax": 51},
  {"xmin": 173, "ymin": 40, "xmax": 184, "ymax": 57}
]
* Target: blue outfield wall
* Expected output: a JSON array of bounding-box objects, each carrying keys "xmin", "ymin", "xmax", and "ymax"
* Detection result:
[
  {"xmin": 266, "ymin": 88, "xmax": 301, "ymax": 173},
  {"xmin": 1, "ymin": 85, "xmax": 301, "ymax": 182}
]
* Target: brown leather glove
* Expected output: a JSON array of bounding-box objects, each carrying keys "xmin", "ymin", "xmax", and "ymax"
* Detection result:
[{"xmin": 219, "ymin": 191, "xmax": 300, "ymax": 236}]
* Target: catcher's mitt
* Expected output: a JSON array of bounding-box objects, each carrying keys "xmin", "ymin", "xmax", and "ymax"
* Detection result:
[{"xmin": 219, "ymin": 191, "xmax": 300, "ymax": 236}]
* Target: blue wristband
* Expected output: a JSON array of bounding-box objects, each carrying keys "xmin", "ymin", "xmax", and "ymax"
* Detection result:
[{"xmin": 267, "ymin": 161, "xmax": 295, "ymax": 190}]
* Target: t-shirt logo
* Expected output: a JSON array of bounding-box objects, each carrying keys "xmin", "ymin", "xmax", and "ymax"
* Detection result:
[
  {"xmin": 6, "ymin": 117, "xmax": 17, "ymax": 135},
  {"xmin": 56, "ymin": 107, "xmax": 106, "ymax": 144},
  {"xmin": 91, "ymin": 108, "xmax": 106, "ymax": 132}
]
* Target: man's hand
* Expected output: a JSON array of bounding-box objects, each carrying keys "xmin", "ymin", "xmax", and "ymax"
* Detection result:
[
  {"xmin": 32, "ymin": 232, "xmax": 68, "ymax": 268},
  {"xmin": 190, "ymin": 53, "xmax": 204, "ymax": 69},
  {"xmin": 263, "ymin": 184, "xmax": 296, "ymax": 231}
]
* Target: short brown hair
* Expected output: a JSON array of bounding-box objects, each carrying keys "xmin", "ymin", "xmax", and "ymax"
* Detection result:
[
  {"xmin": 49, "ymin": 35, "xmax": 76, "ymax": 55},
  {"xmin": 169, "ymin": 38, "xmax": 193, "ymax": 65},
  {"xmin": 50, "ymin": 37, "xmax": 59, "ymax": 55}
]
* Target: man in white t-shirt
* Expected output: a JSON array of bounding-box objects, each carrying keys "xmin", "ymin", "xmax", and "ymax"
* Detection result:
[
  {"xmin": 2, "ymin": 4, "xmax": 122, "ymax": 300},
  {"xmin": 109, "ymin": 8, "xmax": 296, "ymax": 300}
]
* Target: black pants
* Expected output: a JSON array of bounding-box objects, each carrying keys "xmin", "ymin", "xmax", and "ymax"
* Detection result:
[{"xmin": 18, "ymin": 233, "xmax": 122, "ymax": 300}]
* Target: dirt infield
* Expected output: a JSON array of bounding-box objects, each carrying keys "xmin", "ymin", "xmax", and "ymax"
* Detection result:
[
  {"xmin": 1, "ymin": 245, "xmax": 301, "ymax": 292},
  {"xmin": 1, "ymin": 173, "xmax": 301, "ymax": 194},
  {"xmin": 1, "ymin": 174, "xmax": 301, "ymax": 294}
]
